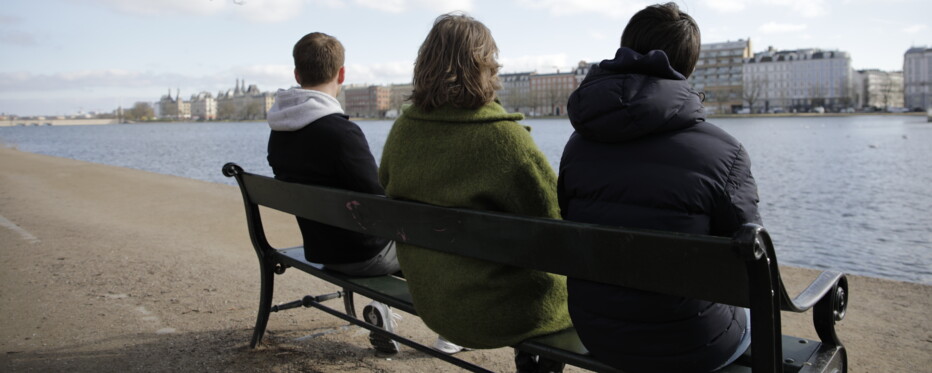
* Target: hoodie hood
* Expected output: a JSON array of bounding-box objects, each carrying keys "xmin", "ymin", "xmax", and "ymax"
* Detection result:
[
  {"xmin": 566, "ymin": 47, "xmax": 705, "ymax": 143},
  {"xmin": 267, "ymin": 87, "xmax": 344, "ymax": 131}
]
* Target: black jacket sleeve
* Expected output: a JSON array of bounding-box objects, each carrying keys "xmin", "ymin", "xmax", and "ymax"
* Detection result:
[
  {"xmin": 712, "ymin": 144, "xmax": 762, "ymax": 236},
  {"xmin": 336, "ymin": 123, "xmax": 385, "ymax": 196}
]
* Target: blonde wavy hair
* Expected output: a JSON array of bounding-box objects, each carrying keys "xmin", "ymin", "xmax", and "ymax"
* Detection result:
[{"xmin": 410, "ymin": 13, "xmax": 502, "ymax": 112}]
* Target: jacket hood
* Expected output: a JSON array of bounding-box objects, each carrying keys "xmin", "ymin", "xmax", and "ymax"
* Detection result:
[
  {"xmin": 567, "ymin": 47, "xmax": 705, "ymax": 143},
  {"xmin": 267, "ymin": 87, "xmax": 344, "ymax": 131}
]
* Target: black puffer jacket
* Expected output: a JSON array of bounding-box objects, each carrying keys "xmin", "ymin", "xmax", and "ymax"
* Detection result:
[{"xmin": 559, "ymin": 48, "xmax": 762, "ymax": 372}]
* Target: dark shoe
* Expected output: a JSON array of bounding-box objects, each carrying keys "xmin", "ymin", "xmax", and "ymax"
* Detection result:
[
  {"xmin": 515, "ymin": 350, "xmax": 565, "ymax": 373},
  {"xmin": 537, "ymin": 356, "xmax": 565, "ymax": 373}
]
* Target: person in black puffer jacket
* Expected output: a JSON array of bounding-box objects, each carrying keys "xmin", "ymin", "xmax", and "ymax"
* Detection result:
[{"xmin": 558, "ymin": 3, "xmax": 762, "ymax": 372}]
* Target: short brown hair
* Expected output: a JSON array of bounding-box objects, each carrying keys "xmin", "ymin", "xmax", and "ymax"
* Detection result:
[
  {"xmin": 410, "ymin": 13, "xmax": 502, "ymax": 111},
  {"xmin": 621, "ymin": 3, "xmax": 701, "ymax": 78},
  {"xmin": 292, "ymin": 32, "xmax": 345, "ymax": 87}
]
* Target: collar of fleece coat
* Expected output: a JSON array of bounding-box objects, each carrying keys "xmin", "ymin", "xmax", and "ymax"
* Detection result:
[
  {"xmin": 267, "ymin": 87, "xmax": 344, "ymax": 131},
  {"xmin": 400, "ymin": 100, "xmax": 525, "ymax": 124},
  {"xmin": 567, "ymin": 47, "xmax": 706, "ymax": 143}
]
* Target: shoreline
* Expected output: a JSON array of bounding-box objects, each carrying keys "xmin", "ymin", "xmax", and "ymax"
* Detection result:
[
  {"xmin": 2, "ymin": 111, "xmax": 926, "ymax": 127},
  {"xmin": 1, "ymin": 147, "xmax": 930, "ymax": 372},
  {"xmin": 708, "ymin": 111, "xmax": 928, "ymax": 119}
]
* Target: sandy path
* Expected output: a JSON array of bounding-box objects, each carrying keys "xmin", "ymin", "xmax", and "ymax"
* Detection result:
[{"xmin": 0, "ymin": 147, "xmax": 929, "ymax": 372}]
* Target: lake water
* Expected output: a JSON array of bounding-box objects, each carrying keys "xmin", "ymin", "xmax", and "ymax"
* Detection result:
[{"xmin": 1, "ymin": 115, "xmax": 930, "ymax": 285}]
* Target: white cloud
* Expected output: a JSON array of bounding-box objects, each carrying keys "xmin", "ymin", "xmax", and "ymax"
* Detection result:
[
  {"xmin": 902, "ymin": 24, "xmax": 928, "ymax": 34},
  {"xmin": 0, "ymin": 60, "xmax": 416, "ymax": 99},
  {"xmin": 86, "ymin": 0, "xmax": 315, "ymax": 23},
  {"xmin": 499, "ymin": 53, "xmax": 570, "ymax": 74},
  {"xmin": 226, "ymin": 64, "xmax": 295, "ymax": 89},
  {"xmin": 345, "ymin": 61, "xmax": 413, "ymax": 85},
  {"xmin": 230, "ymin": 0, "xmax": 308, "ymax": 22},
  {"xmin": 353, "ymin": 0, "xmax": 406, "ymax": 13},
  {"xmin": 352, "ymin": 0, "xmax": 473, "ymax": 13},
  {"xmin": 0, "ymin": 65, "xmax": 293, "ymax": 96},
  {"xmin": 85, "ymin": 0, "xmax": 467, "ymax": 22},
  {"xmin": 86, "ymin": 0, "xmax": 227, "ymax": 17},
  {"xmin": 0, "ymin": 15, "xmax": 25, "ymax": 24},
  {"xmin": 761, "ymin": 0, "xmax": 826, "ymax": 18},
  {"xmin": 230, "ymin": 64, "xmax": 293, "ymax": 78},
  {"xmin": 703, "ymin": 0, "xmax": 748, "ymax": 13},
  {"xmin": 515, "ymin": 0, "xmax": 650, "ymax": 20},
  {"xmin": 588, "ymin": 29, "xmax": 609, "ymax": 41},
  {"xmin": 0, "ymin": 30, "xmax": 37, "ymax": 47},
  {"xmin": 1, "ymin": 70, "xmax": 156, "ymax": 92},
  {"xmin": 315, "ymin": 0, "xmax": 348, "ymax": 8},
  {"xmin": 415, "ymin": 0, "xmax": 474, "ymax": 13},
  {"xmin": 758, "ymin": 21, "xmax": 808, "ymax": 34}
]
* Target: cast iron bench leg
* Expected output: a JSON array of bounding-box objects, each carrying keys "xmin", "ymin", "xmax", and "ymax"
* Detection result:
[
  {"xmin": 343, "ymin": 289, "xmax": 356, "ymax": 318},
  {"xmin": 250, "ymin": 260, "xmax": 275, "ymax": 348}
]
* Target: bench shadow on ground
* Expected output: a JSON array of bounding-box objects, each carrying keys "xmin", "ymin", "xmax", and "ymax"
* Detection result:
[{"xmin": 1, "ymin": 326, "xmax": 462, "ymax": 373}]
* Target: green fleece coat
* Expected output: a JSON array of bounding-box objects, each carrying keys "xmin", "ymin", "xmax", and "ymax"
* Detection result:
[{"xmin": 379, "ymin": 102, "xmax": 572, "ymax": 349}]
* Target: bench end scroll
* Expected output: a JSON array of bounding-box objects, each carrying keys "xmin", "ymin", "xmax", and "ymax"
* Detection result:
[{"xmin": 223, "ymin": 162, "xmax": 243, "ymax": 178}]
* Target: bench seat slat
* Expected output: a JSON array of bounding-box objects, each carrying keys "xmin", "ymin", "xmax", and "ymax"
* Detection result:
[{"xmin": 275, "ymin": 247, "xmax": 417, "ymax": 315}]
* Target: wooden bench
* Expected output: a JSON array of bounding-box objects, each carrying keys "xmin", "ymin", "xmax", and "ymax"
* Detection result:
[{"xmin": 222, "ymin": 162, "xmax": 849, "ymax": 373}]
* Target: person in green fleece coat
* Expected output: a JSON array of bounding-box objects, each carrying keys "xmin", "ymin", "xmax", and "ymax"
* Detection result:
[{"xmin": 379, "ymin": 13, "xmax": 571, "ymax": 372}]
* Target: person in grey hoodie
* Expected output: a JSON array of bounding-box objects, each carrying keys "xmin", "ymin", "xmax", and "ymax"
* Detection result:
[{"xmin": 266, "ymin": 32, "xmax": 402, "ymax": 354}]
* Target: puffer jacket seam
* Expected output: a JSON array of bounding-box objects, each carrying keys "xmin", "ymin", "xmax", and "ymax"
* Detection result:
[{"xmin": 722, "ymin": 145, "xmax": 745, "ymax": 223}]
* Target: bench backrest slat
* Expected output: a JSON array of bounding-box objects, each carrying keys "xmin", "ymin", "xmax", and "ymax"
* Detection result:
[{"xmin": 240, "ymin": 171, "xmax": 755, "ymax": 307}]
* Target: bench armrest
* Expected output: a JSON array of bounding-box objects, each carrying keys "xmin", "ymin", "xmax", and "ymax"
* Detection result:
[
  {"xmin": 781, "ymin": 270, "xmax": 846, "ymax": 312},
  {"xmin": 779, "ymin": 270, "xmax": 849, "ymax": 347},
  {"xmin": 738, "ymin": 224, "xmax": 849, "ymax": 350}
]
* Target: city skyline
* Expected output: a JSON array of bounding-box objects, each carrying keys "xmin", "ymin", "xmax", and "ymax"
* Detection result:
[{"xmin": 2, "ymin": 0, "xmax": 930, "ymax": 116}]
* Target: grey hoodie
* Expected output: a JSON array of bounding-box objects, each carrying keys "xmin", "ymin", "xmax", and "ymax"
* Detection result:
[{"xmin": 267, "ymin": 87, "xmax": 344, "ymax": 131}]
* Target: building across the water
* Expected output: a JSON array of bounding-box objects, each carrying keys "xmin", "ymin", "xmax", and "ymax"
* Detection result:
[
  {"xmin": 215, "ymin": 79, "xmax": 274, "ymax": 120},
  {"xmin": 689, "ymin": 39, "xmax": 753, "ymax": 114},
  {"xmin": 144, "ymin": 43, "xmax": 925, "ymax": 120},
  {"xmin": 904, "ymin": 46, "xmax": 932, "ymax": 111},
  {"xmin": 158, "ymin": 89, "xmax": 191, "ymax": 120},
  {"xmin": 743, "ymin": 47, "xmax": 853, "ymax": 113},
  {"xmin": 852, "ymin": 69, "xmax": 904, "ymax": 111},
  {"xmin": 189, "ymin": 92, "xmax": 216, "ymax": 121},
  {"xmin": 158, "ymin": 79, "xmax": 274, "ymax": 121}
]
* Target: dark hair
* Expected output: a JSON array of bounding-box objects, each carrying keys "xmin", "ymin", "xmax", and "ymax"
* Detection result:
[
  {"xmin": 410, "ymin": 13, "xmax": 502, "ymax": 111},
  {"xmin": 621, "ymin": 3, "xmax": 700, "ymax": 78},
  {"xmin": 292, "ymin": 32, "xmax": 345, "ymax": 87}
]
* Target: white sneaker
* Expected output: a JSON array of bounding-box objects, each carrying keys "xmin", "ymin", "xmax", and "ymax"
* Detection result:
[
  {"xmin": 363, "ymin": 301, "xmax": 401, "ymax": 354},
  {"xmin": 433, "ymin": 335, "xmax": 469, "ymax": 354}
]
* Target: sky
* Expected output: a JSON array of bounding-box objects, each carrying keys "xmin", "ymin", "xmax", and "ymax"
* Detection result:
[{"xmin": 1, "ymin": 0, "xmax": 929, "ymax": 117}]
